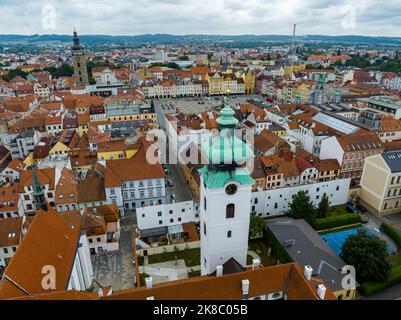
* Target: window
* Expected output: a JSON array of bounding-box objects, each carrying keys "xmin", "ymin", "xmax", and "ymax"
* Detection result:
[
  {"xmin": 204, "ymin": 197, "xmax": 207, "ymax": 210},
  {"xmin": 90, "ymin": 228, "xmax": 96, "ymax": 235},
  {"xmin": 4, "ymin": 248, "xmax": 8, "ymax": 254},
  {"xmin": 226, "ymin": 204, "xmax": 235, "ymax": 219},
  {"xmin": 159, "ymin": 220, "xmax": 163, "ymax": 225},
  {"xmin": 97, "ymin": 237, "xmax": 101, "ymax": 243},
  {"xmin": 157, "ymin": 212, "xmax": 162, "ymax": 217},
  {"xmin": 204, "ymin": 222, "xmax": 207, "ymax": 236},
  {"xmin": 227, "ymin": 231, "xmax": 232, "ymax": 238}
]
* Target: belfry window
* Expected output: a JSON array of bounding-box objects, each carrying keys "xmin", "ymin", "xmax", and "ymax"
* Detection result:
[{"xmin": 226, "ymin": 204, "xmax": 235, "ymax": 219}]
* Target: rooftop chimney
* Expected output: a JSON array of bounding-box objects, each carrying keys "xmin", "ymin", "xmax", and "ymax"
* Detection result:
[
  {"xmin": 216, "ymin": 265, "xmax": 223, "ymax": 277},
  {"xmin": 317, "ymin": 284, "xmax": 326, "ymax": 300},
  {"xmin": 304, "ymin": 265, "xmax": 313, "ymax": 281},
  {"xmin": 242, "ymin": 279, "xmax": 250, "ymax": 296},
  {"xmin": 145, "ymin": 277, "xmax": 153, "ymax": 289},
  {"xmin": 252, "ymin": 259, "xmax": 260, "ymax": 270}
]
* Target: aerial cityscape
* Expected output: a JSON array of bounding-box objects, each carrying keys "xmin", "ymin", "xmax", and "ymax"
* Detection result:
[{"xmin": 1, "ymin": 0, "xmax": 401, "ymax": 308}]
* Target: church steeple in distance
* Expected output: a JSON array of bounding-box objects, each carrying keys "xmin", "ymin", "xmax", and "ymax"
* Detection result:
[
  {"xmin": 71, "ymin": 29, "xmax": 90, "ymax": 87},
  {"xmin": 31, "ymin": 164, "xmax": 48, "ymax": 212}
]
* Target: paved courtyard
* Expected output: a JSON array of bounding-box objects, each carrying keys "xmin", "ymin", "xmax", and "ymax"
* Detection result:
[{"xmin": 91, "ymin": 217, "xmax": 137, "ymax": 290}]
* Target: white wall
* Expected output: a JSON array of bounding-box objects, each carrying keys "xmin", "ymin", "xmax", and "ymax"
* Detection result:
[
  {"xmin": 251, "ymin": 178, "xmax": 351, "ymax": 217},
  {"xmin": 320, "ymin": 136, "xmax": 344, "ymax": 165},
  {"xmin": 137, "ymin": 201, "xmax": 199, "ymax": 230}
]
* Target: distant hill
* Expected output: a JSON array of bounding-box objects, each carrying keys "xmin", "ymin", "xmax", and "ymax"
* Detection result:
[{"xmin": 1, "ymin": 34, "xmax": 401, "ymax": 45}]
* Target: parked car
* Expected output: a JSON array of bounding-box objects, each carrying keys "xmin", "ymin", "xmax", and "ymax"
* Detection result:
[
  {"xmin": 167, "ymin": 180, "xmax": 174, "ymax": 187},
  {"xmin": 171, "ymin": 193, "xmax": 177, "ymax": 200}
]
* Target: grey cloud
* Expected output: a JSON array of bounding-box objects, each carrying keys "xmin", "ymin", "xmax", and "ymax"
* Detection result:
[{"xmin": 0, "ymin": 0, "xmax": 400, "ymax": 36}]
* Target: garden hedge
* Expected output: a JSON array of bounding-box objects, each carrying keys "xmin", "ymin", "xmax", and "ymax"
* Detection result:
[
  {"xmin": 381, "ymin": 222, "xmax": 401, "ymax": 251},
  {"xmin": 312, "ymin": 213, "xmax": 361, "ymax": 231},
  {"xmin": 360, "ymin": 264, "xmax": 401, "ymax": 296}
]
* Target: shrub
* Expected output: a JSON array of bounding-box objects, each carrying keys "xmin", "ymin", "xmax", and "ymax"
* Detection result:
[
  {"xmin": 381, "ymin": 222, "xmax": 401, "ymax": 251},
  {"xmin": 361, "ymin": 264, "xmax": 401, "ymax": 296},
  {"xmin": 313, "ymin": 213, "xmax": 361, "ymax": 231}
]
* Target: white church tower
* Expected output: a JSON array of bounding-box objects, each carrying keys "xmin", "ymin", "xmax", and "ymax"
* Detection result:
[{"xmin": 199, "ymin": 99, "xmax": 255, "ymax": 276}]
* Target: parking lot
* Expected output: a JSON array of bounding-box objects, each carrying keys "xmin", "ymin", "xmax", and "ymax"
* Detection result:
[{"xmin": 154, "ymin": 95, "xmax": 261, "ymax": 128}]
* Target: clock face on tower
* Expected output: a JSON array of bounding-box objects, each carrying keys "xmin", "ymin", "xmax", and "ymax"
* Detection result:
[{"xmin": 225, "ymin": 184, "xmax": 238, "ymax": 195}]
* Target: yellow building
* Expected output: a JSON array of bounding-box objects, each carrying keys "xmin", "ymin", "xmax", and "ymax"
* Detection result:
[
  {"xmin": 206, "ymin": 72, "xmax": 224, "ymax": 95},
  {"xmin": 360, "ymin": 151, "xmax": 401, "ymax": 215},
  {"xmin": 49, "ymin": 130, "xmax": 80, "ymax": 157},
  {"xmin": 284, "ymin": 63, "xmax": 306, "ymax": 78},
  {"xmin": 243, "ymin": 70, "xmax": 256, "ymax": 94},
  {"xmin": 269, "ymin": 124, "xmax": 287, "ymax": 138},
  {"xmin": 97, "ymin": 140, "xmax": 140, "ymax": 161},
  {"xmin": 292, "ymin": 82, "xmax": 314, "ymax": 104}
]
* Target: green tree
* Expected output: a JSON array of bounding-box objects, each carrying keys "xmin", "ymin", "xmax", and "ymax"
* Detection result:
[
  {"xmin": 2, "ymin": 68, "xmax": 27, "ymax": 81},
  {"xmin": 44, "ymin": 63, "xmax": 74, "ymax": 78},
  {"xmin": 288, "ymin": 191, "xmax": 316, "ymax": 225},
  {"xmin": 341, "ymin": 229, "xmax": 391, "ymax": 283},
  {"xmin": 316, "ymin": 193, "xmax": 330, "ymax": 219},
  {"xmin": 249, "ymin": 215, "xmax": 265, "ymax": 240}
]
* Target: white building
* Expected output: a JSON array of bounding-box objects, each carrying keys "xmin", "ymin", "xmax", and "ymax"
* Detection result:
[
  {"xmin": 0, "ymin": 217, "xmax": 24, "ymax": 267},
  {"xmin": 9, "ymin": 130, "xmax": 41, "ymax": 160},
  {"xmin": 104, "ymin": 144, "xmax": 167, "ymax": 215},
  {"xmin": 137, "ymin": 201, "xmax": 199, "ymax": 230}
]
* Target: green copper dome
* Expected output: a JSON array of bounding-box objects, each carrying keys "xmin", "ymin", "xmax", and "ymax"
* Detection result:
[
  {"xmin": 217, "ymin": 105, "xmax": 239, "ymax": 127},
  {"xmin": 199, "ymin": 103, "xmax": 255, "ymax": 189},
  {"xmin": 201, "ymin": 130, "xmax": 254, "ymax": 165}
]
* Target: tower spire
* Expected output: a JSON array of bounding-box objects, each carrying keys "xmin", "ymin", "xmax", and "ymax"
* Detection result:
[{"xmin": 31, "ymin": 164, "xmax": 48, "ymax": 212}]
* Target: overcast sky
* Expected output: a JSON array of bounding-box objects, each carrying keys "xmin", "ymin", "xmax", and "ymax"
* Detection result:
[{"xmin": 0, "ymin": 0, "xmax": 400, "ymax": 36}]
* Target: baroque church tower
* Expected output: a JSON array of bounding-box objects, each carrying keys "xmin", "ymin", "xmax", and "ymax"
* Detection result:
[
  {"xmin": 199, "ymin": 98, "xmax": 255, "ymax": 276},
  {"xmin": 71, "ymin": 30, "xmax": 89, "ymax": 87}
]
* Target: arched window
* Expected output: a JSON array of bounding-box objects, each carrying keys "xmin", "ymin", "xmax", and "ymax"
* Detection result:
[
  {"xmin": 227, "ymin": 231, "xmax": 232, "ymax": 238},
  {"xmin": 226, "ymin": 204, "xmax": 235, "ymax": 219}
]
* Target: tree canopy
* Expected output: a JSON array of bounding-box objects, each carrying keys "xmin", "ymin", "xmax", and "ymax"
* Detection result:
[
  {"xmin": 249, "ymin": 215, "xmax": 265, "ymax": 240},
  {"xmin": 316, "ymin": 193, "xmax": 330, "ymax": 219},
  {"xmin": 287, "ymin": 191, "xmax": 316, "ymax": 225},
  {"xmin": 2, "ymin": 68, "xmax": 27, "ymax": 81},
  {"xmin": 43, "ymin": 63, "xmax": 74, "ymax": 78},
  {"xmin": 341, "ymin": 229, "xmax": 391, "ymax": 283}
]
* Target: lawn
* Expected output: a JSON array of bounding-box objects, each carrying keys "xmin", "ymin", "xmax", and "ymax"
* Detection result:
[
  {"xmin": 327, "ymin": 205, "xmax": 349, "ymax": 217},
  {"xmin": 148, "ymin": 248, "xmax": 201, "ymax": 267},
  {"xmin": 248, "ymin": 239, "xmax": 275, "ymax": 267}
]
